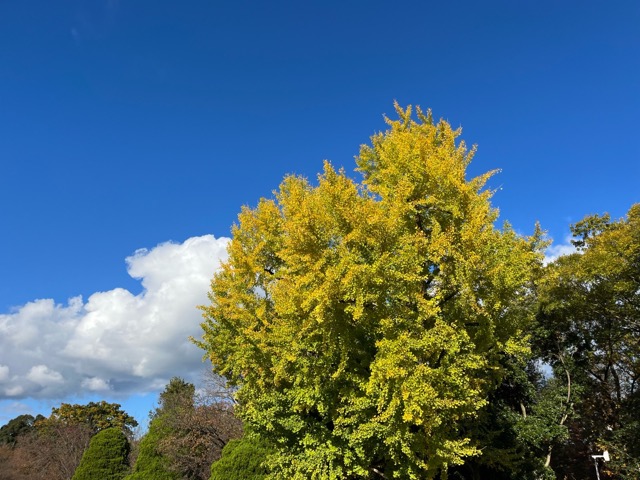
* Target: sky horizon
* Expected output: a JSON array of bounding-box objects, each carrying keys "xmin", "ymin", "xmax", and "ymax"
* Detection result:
[{"xmin": 1, "ymin": 0, "xmax": 638, "ymax": 427}]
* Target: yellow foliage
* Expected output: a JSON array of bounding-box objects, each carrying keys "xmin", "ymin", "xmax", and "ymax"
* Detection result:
[{"xmin": 196, "ymin": 104, "xmax": 542, "ymax": 479}]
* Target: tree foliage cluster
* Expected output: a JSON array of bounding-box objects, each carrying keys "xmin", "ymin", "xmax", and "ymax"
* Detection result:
[
  {"xmin": 44, "ymin": 400, "xmax": 139, "ymax": 436},
  {"xmin": 198, "ymin": 104, "xmax": 541, "ymax": 479},
  {"xmin": 209, "ymin": 435, "xmax": 272, "ymax": 480},
  {"xmin": 0, "ymin": 105, "xmax": 637, "ymax": 479},
  {"xmin": 197, "ymin": 104, "xmax": 640, "ymax": 479},
  {"xmin": 0, "ymin": 376, "xmax": 241, "ymax": 480},
  {"xmin": 127, "ymin": 375, "xmax": 242, "ymax": 480},
  {"xmin": 0, "ymin": 401, "xmax": 131, "ymax": 480},
  {"xmin": 71, "ymin": 427, "xmax": 130, "ymax": 480},
  {"xmin": 536, "ymin": 204, "xmax": 640, "ymax": 479}
]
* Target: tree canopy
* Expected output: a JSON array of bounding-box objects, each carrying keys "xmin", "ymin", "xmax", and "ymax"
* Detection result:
[
  {"xmin": 0, "ymin": 414, "xmax": 43, "ymax": 446},
  {"xmin": 0, "ymin": 106, "xmax": 635, "ymax": 480},
  {"xmin": 71, "ymin": 427, "xmax": 130, "ymax": 480},
  {"xmin": 127, "ymin": 378, "xmax": 194, "ymax": 480},
  {"xmin": 125, "ymin": 417, "xmax": 178, "ymax": 480},
  {"xmin": 127, "ymin": 376, "xmax": 241, "ymax": 480},
  {"xmin": 537, "ymin": 203, "xmax": 640, "ymax": 478},
  {"xmin": 196, "ymin": 104, "xmax": 542, "ymax": 479},
  {"xmin": 209, "ymin": 435, "xmax": 272, "ymax": 480},
  {"xmin": 40, "ymin": 401, "xmax": 138, "ymax": 436}
]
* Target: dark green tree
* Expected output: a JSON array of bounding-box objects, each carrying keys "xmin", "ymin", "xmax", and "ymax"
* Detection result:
[
  {"xmin": 125, "ymin": 418, "xmax": 178, "ymax": 480},
  {"xmin": 128, "ymin": 377, "xmax": 241, "ymax": 480},
  {"xmin": 71, "ymin": 427, "xmax": 130, "ymax": 480},
  {"xmin": 0, "ymin": 414, "xmax": 43, "ymax": 446},
  {"xmin": 209, "ymin": 435, "xmax": 272, "ymax": 480},
  {"xmin": 449, "ymin": 357, "xmax": 563, "ymax": 480},
  {"xmin": 537, "ymin": 204, "xmax": 640, "ymax": 479},
  {"xmin": 156, "ymin": 377, "xmax": 196, "ymax": 417},
  {"xmin": 126, "ymin": 378, "xmax": 192, "ymax": 480}
]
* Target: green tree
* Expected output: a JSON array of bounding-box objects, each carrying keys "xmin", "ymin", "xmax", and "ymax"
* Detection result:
[
  {"xmin": 71, "ymin": 427, "xmax": 130, "ymax": 480},
  {"xmin": 41, "ymin": 401, "xmax": 138, "ymax": 436},
  {"xmin": 449, "ymin": 357, "xmax": 562, "ymax": 480},
  {"xmin": 156, "ymin": 377, "xmax": 196, "ymax": 417},
  {"xmin": 196, "ymin": 104, "xmax": 542, "ymax": 479},
  {"xmin": 126, "ymin": 378, "xmax": 192, "ymax": 480},
  {"xmin": 0, "ymin": 414, "xmax": 43, "ymax": 446},
  {"xmin": 537, "ymin": 204, "xmax": 640, "ymax": 479},
  {"xmin": 127, "ymin": 377, "xmax": 241, "ymax": 480},
  {"xmin": 209, "ymin": 435, "xmax": 272, "ymax": 480},
  {"xmin": 125, "ymin": 418, "xmax": 178, "ymax": 480}
]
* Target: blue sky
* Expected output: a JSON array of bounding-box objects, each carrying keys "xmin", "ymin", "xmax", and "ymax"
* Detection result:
[{"xmin": 1, "ymin": 1, "xmax": 638, "ymax": 427}]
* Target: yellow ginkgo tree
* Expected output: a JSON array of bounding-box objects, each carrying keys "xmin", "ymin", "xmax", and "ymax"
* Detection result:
[{"xmin": 196, "ymin": 104, "xmax": 542, "ymax": 479}]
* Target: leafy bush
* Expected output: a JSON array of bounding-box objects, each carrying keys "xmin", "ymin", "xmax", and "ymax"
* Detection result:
[
  {"xmin": 209, "ymin": 435, "xmax": 271, "ymax": 480},
  {"xmin": 72, "ymin": 427, "xmax": 130, "ymax": 480},
  {"xmin": 125, "ymin": 418, "xmax": 177, "ymax": 480}
]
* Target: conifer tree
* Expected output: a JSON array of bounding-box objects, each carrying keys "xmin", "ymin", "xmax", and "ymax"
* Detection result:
[
  {"xmin": 72, "ymin": 427, "xmax": 130, "ymax": 480},
  {"xmin": 209, "ymin": 435, "xmax": 272, "ymax": 480}
]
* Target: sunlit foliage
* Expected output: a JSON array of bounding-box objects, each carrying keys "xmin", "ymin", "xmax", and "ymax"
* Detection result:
[{"xmin": 197, "ymin": 104, "xmax": 542, "ymax": 479}]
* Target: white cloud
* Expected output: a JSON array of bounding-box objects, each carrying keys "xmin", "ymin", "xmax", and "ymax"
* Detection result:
[
  {"xmin": 81, "ymin": 377, "xmax": 111, "ymax": 392},
  {"xmin": 544, "ymin": 236, "xmax": 578, "ymax": 265},
  {"xmin": 0, "ymin": 235, "xmax": 229, "ymax": 400},
  {"xmin": 27, "ymin": 365, "xmax": 64, "ymax": 386}
]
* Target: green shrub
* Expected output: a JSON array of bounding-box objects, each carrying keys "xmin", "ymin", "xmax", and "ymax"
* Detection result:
[
  {"xmin": 209, "ymin": 435, "xmax": 271, "ymax": 480},
  {"xmin": 72, "ymin": 427, "xmax": 130, "ymax": 480},
  {"xmin": 125, "ymin": 418, "xmax": 178, "ymax": 480}
]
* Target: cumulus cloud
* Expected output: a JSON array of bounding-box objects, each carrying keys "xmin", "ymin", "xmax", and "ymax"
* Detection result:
[
  {"xmin": 26, "ymin": 365, "xmax": 64, "ymax": 386},
  {"xmin": 0, "ymin": 235, "xmax": 229, "ymax": 400},
  {"xmin": 81, "ymin": 377, "xmax": 111, "ymax": 392},
  {"xmin": 544, "ymin": 236, "xmax": 578, "ymax": 265}
]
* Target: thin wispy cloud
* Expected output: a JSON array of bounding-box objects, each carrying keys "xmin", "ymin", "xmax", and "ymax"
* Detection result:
[
  {"xmin": 70, "ymin": 0, "xmax": 120, "ymax": 42},
  {"xmin": 0, "ymin": 235, "xmax": 229, "ymax": 401}
]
